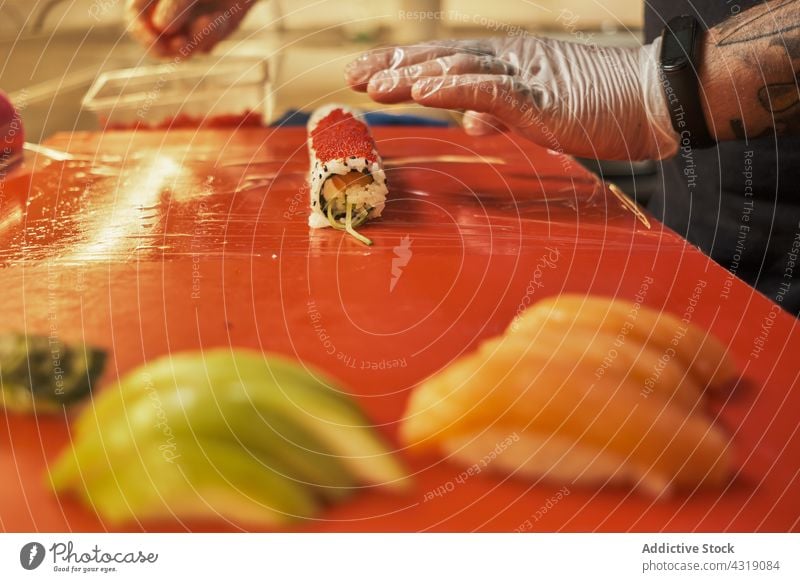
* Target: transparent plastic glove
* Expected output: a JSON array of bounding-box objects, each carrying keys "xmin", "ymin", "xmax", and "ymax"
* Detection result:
[
  {"xmin": 345, "ymin": 37, "xmax": 679, "ymax": 160},
  {"xmin": 126, "ymin": 0, "xmax": 255, "ymax": 58}
]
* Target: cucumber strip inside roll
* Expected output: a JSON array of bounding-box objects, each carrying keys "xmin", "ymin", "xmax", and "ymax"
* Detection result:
[
  {"xmin": 321, "ymin": 171, "xmax": 374, "ymax": 245},
  {"xmin": 345, "ymin": 201, "xmax": 372, "ymax": 246}
]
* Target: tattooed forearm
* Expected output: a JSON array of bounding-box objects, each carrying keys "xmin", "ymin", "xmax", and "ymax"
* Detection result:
[
  {"xmin": 716, "ymin": 0, "xmax": 800, "ymax": 46},
  {"xmin": 758, "ymin": 73, "xmax": 800, "ymax": 112},
  {"xmin": 698, "ymin": 0, "xmax": 800, "ymax": 141}
]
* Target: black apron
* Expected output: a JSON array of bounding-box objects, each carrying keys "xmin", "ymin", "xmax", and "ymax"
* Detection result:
[{"xmin": 644, "ymin": 1, "xmax": 800, "ymax": 315}]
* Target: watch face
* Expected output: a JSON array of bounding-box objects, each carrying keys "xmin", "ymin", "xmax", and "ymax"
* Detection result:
[{"xmin": 662, "ymin": 15, "xmax": 697, "ymax": 72}]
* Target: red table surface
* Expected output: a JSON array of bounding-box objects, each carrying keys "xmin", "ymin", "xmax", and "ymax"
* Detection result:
[{"xmin": 0, "ymin": 127, "xmax": 798, "ymax": 533}]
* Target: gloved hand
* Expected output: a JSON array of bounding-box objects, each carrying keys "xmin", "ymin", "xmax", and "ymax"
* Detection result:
[
  {"xmin": 345, "ymin": 37, "xmax": 679, "ymax": 160},
  {"xmin": 126, "ymin": 0, "xmax": 255, "ymax": 58}
]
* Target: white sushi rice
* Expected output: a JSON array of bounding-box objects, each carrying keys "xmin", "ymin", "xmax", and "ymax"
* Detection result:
[
  {"xmin": 306, "ymin": 104, "xmax": 388, "ymax": 229},
  {"xmin": 443, "ymin": 429, "xmax": 671, "ymax": 498}
]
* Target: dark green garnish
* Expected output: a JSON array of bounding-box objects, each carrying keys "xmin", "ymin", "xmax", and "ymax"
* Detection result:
[{"xmin": 0, "ymin": 333, "xmax": 106, "ymax": 413}]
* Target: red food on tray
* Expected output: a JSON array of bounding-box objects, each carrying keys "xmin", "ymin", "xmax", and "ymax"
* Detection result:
[
  {"xmin": 309, "ymin": 107, "xmax": 377, "ymax": 164},
  {"xmin": 101, "ymin": 110, "xmax": 264, "ymax": 130}
]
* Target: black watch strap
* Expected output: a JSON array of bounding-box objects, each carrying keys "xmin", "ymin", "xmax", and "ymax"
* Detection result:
[{"xmin": 659, "ymin": 15, "xmax": 716, "ymax": 149}]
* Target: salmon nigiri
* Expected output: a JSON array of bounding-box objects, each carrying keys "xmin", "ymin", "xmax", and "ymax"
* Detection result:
[{"xmin": 401, "ymin": 295, "xmax": 736, "ymax": 497}]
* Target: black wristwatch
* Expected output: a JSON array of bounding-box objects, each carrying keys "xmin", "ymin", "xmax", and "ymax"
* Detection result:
[{"xmin": 659, "ymin": 15, "xmax": 716, "ymax": 149}]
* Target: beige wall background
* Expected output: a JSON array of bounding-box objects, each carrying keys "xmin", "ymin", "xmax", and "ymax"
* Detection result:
[
  {"xmin": 265, "ymin": 0, "xmax": 643, "ymax": 34},
  {"xmin": 3, "ymin": 0, "xmax": 643, "ymax": 37}
]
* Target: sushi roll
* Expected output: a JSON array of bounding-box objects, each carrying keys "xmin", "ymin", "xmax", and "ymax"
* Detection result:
[{"xmin": 306, "ymin": 104, "xmax": 388, "ymax": 245}]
